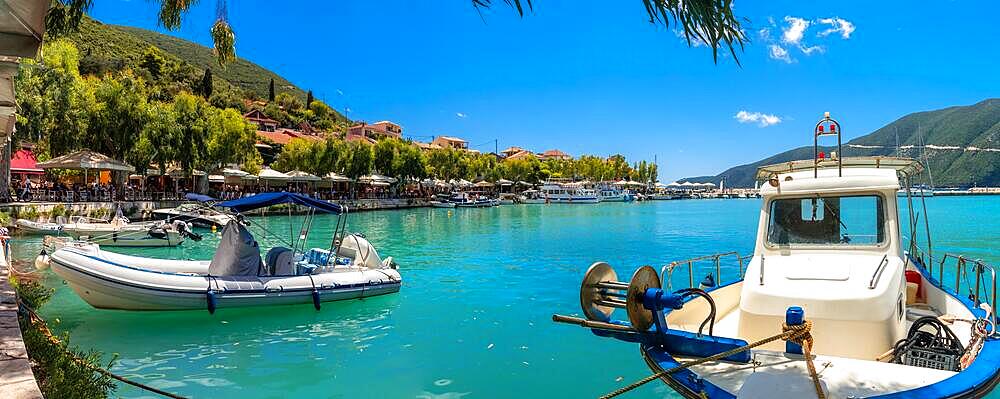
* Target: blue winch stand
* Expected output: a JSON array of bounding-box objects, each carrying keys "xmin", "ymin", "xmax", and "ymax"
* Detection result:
[{"xmin": 592, "ymin": 287, "xmax": 751, "ymax": 363}]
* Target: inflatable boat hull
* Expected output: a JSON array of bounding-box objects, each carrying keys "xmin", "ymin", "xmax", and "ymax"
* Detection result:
[{"xmin": 50, "ymin": 248, "xmax": 401, "ymax": 311}]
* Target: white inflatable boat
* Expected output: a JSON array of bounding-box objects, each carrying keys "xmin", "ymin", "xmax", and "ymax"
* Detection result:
[
  {"xmin": 15, "ymin": 219, "xmax": 63, "ymax": 235},
  {"xmin": 47, "ymin": 193, "xmax": 401, "ymax": 312},
  {"xmin": 60, "ymin": 215, "xmax": 197, "ymax": 247}
]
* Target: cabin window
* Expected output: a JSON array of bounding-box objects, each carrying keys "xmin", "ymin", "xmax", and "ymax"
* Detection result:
[{"xmin": 767, "ymin": 195, "xmax": 885, "ymax": 246}]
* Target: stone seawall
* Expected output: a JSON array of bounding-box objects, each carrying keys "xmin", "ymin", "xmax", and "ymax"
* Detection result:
[{"xmin": 0, "ymin": 266, "xmax": 43, "ymax": 399}]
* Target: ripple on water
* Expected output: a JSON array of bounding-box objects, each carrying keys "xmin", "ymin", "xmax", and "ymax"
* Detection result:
[{"xmin": 20, "ymin": 199, "xmax": 1000, "ymax": 399}]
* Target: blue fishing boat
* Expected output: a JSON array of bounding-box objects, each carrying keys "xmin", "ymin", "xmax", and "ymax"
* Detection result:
[{"xmin": 554, "ymin": 114, "xmax": 998, "ymax": 398}]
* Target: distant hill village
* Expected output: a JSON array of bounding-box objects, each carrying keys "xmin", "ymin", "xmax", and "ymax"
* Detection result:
[{"xmin": 242, "ymin": 109, "xmax": 573, "ymax": 163}]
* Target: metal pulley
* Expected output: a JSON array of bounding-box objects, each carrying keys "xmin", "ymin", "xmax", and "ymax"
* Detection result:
[{"xmin": 579, "ymin": 262, "xmax": 679, "ymax": 331}]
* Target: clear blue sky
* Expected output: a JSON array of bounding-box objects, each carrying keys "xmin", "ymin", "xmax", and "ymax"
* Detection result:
[{"xmin": 88, "ymin": 1, "xmax": 999, "ymax": 182}]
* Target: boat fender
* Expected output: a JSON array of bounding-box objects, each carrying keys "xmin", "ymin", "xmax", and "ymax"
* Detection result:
[
  {"xmin": 34, "ymin": 250, "xmax": 50, "ymax": 271},
  {"xmin": 311, "ymin": 289, "xmax": 321, "ymax": 310},
  {"xmin": 206, "ymin": 290, "xmax": 217, "ymax": 314}
]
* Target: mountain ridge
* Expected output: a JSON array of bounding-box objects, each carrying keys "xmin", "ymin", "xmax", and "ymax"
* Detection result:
[{"xmin": 681, "ymin": 99, "xmax": 1000, "ymax": 187}]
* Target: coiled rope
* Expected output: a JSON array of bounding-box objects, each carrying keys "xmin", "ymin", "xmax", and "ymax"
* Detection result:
[{"xmin": 600, "ymin": 320, "xmax": 824, "ymax": 399}]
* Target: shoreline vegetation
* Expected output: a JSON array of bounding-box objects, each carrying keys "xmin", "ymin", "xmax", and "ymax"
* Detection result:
[
  {"xmin": 15, "ymin": 37, "xmax": 658, "ymax": 190},
  {"xmin": 9, "ymin": 273, "xmax": 117, "ymax": 398}
]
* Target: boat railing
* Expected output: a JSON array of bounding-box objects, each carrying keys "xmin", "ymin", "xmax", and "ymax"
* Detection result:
[
  {"xmin": 659, "ymin": 251, "xmax": 746, "ymax": 291},
  {"xmin": 937, "ymin": 253, "xmax": 997, "ymax": 323}
]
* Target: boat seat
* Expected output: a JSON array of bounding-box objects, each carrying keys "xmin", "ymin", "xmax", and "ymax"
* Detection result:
[{"xmin": 265, "ymin": 247, "xmax": 296, "ymax": 276}]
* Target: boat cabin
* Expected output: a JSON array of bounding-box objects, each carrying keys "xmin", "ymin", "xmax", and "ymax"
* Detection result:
[{"xmin": 740, "ymin": 159, "xmax": 918, "ymax": 359}]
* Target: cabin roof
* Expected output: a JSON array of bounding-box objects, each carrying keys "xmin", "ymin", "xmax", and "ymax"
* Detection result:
[
  {"xmin": 755, "ymin": 156, "xmax": 923, "ymax": 181},
  {"xmin": 759, "ymin": 166, "xmax": 904, "ymax": 196}
]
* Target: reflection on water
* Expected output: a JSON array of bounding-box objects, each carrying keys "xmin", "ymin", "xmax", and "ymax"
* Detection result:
[{"xmin": 10, "ymin": 197, "xmax": 999, "ymax": 398}]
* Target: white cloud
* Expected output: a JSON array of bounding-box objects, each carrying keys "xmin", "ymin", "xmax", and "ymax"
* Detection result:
[
  {"xmin": 758, "ymin": 28, "xmax": 771, "ymax": 41},
  {"xmin": 735, "ymin": 110, "xmax": 782, "ymax": 127},
  {"xmin": 799, "ymin": 45, "xmax": 824, "ymax": 55},
  {"xmin": 782, "ymin": 16, "xmax": 810, "ymax": 45},
  {"xmin": 817, "ymin": 17, "xmax": 856, "ymax": 39},
  {"xmin": 456, "ymin": 112, "xmax": 467, "ymax": 119},
  {"xmin": 768, "ymin": 45, "xmax": 792, "ymax": 63}
]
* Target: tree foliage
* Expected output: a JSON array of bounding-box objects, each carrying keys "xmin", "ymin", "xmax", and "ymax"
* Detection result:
[{"xmin": 473, "ymin": 0, "xmax": 747, "ymax": 64}]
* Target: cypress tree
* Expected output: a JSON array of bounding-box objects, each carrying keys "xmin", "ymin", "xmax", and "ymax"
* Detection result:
[
  {"xmin": 268, "ymin": 78, "xmax": 275, "ymax": 102},
  {"xmin": 306, "ymin": 90, "xmax": 313, "ymax": 108},
  {"xmin": 200, "ymin": 68, "xmax": 213, "ymax": 98}
]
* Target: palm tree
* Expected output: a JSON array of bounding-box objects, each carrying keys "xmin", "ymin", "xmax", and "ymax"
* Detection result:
[{"xmin": 49, "ymin": 0, "xmax": 746, "ymax": 66}]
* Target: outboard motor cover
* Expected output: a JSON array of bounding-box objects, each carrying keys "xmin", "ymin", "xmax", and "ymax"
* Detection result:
[{"xmin": 337, "ymin": 234, "xmax": 382, "ymax": 268}]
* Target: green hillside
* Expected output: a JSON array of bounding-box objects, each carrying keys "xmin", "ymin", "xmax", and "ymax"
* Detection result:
[
  {"xmin": 112, "ymin": 25, "xmax": 306, "ymax": 100},
  {"xmin": 64, "ymin": 16, "xmax": 307, "ymax": 101},
  {"xmin": 683, "ymin": 99, "xmax": 1000, "ymax": 187}
]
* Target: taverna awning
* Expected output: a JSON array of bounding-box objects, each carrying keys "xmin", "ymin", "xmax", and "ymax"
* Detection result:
[
  {"xmin": 474, "ymin": 180, "xmax": 495, "ymax": 188},
  {"xmin": 257, "ymin": 167, "xmax": 290, "ymax": 181},
  {"xmin": 219, "ymin": 192, "xmax": 343, "ymax": 214},
  {"xmin": 36, "ymin": 150, "xmax": 134, "ymax": 172},
  {"xmin": 324, "ymin": 172, "xmax": 352, "ymax": 182},
  {"xmin": 287, "ymin": 170, "xmax": 321, "ymax": 182},
  {"xmin": 221, "ymin": 167, "xmax": 249, "ymax": 177},
  {"xmin": 496, "ymin": 179, "xmax": 514, "ymax": 186}
]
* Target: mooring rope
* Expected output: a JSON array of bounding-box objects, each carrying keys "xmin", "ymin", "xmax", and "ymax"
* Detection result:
[
  {"xmin": 5, "ymin": 260, "xmax": 190, "ymax": 399},
  {"xmin": 600, "ymin": 320, "xmax": 824, "ymax": 399}
]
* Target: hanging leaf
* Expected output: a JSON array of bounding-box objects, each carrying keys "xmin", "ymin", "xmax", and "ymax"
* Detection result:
[{"xmin": 211, "ymin": 19, "xmax": 235, "ymax": 67}]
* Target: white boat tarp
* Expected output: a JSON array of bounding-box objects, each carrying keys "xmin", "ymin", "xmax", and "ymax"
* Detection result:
[{"xmin": 208, "ymin": 221, "xmax": 264, "ymax": 277}]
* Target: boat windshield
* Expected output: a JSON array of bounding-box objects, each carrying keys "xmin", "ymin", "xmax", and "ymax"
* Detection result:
[{"xmin": 767, "ymin": 194, "xmax": 885, "ymax": 246}]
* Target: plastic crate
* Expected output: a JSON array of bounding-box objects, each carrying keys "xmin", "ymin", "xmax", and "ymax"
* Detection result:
[{"xmin": 903, "ymin": 347, "xmax": 960, "ymax": 371}]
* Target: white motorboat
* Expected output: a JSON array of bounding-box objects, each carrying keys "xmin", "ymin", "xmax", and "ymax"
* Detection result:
[
  {"xmin": 46, "ymin": 192, "xmax": 401, "ymax": 312},
  {"xmin": 539, "ymin": 182, "xmax": 600, "ymax": 204},
  {"xmin": 597, "ymin": 188, "xmax": 635, "ymax": 202},
  {"xmin": 429, "ymin": 200, "xmax": 456, "ymax": 208},
  {"xmin": 152, "ymin": 203, "xmax": 234, "ymax": 228},
  {"xmin": 60, "ymin": 214, "xmax": 197, "ymax": 247},
  {"xmin": 554, "ymin": 114, "xmax": 999, "ymax": 398},
  {"xmin": 15, "ymin": 219, "xmax": 63, "ymax": 235},
  {"xmin": 520, "ymin": 190, "xmax": 547, "ymax": 204}
]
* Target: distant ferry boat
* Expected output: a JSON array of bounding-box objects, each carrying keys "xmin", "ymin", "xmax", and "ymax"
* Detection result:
[{"xmin": 539, "ymin": 183, "xmax": 600, "ymax": 203}]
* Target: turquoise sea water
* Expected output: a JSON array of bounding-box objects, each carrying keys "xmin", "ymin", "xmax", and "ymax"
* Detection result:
[{"xmin": 11, "ymin": 197, "xmax": 1000, "ymax": 398}]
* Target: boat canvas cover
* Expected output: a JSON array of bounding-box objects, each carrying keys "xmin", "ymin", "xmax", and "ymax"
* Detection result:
[
  {"xmin": 218, "ymin": 192, "xmax": 343, "ymax": 214},
  {"xmin": 184, "ymin": 192, "xmax": 216, "ymax": 202},
  {"xmin": 208, "ymin": 221, "xmax": 264, "ymax": 276}
]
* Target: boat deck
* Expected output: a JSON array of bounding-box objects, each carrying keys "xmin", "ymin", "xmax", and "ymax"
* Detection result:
[{"xmin": 665, "ymin": 302, "xmax": 968, "ymax": 397}]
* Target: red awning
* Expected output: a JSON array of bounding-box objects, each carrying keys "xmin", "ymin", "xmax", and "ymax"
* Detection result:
[{"xmin": 11, "ymin": 149, "xmax": 44, "ymax": 175}]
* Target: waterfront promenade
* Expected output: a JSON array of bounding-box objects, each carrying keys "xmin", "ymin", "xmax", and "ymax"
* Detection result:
[{"xmin": 0, "ymin": 266, "xmax": 43, "ymax": 399}]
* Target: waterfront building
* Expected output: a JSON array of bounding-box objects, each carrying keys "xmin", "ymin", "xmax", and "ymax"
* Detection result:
[
  {"xmin": 501, "ymin": 146, "xmax": 526, "ymax": 158},
  {"xmin": 539, "ymin": 149, "xmax": 571, "ymax": 160},
  {"xmin": 432, "ymin": 136, "xmax": 468, "ymax": 150},
  {"xmin": 347, "ymin": 121, "xmax": 403, "ymax": 143},
  {"xmin": 244, "ymin": 109, "xmax": 279, "ymax": 132},
  {"xmin": 505, "ymin": 150, "xmax": 536, "ymax": 161}
]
